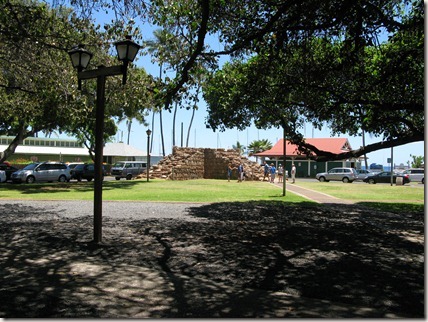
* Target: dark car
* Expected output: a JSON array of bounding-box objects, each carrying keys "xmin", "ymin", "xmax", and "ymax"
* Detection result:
[
  {"xmin": 363, "ymin": 171, "xmax": 410, "ymax": 184},
  {"xmin": 70, "ymin": 163, "xmax": 105, "ymax": 182},
  {"xmin": 0, "ymin": 163, "xmax": 19, "ymax": 181}
]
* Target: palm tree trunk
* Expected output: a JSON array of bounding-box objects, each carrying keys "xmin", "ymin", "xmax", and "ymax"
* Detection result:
[
  {"xmin": 159, "ymin": 107, "xmax": 166, "ymax": 156},
  {"xmin": 158, "ymin": 63, "xmax": 166, "ymax": 156},
  {"xmin": 362, "ymin": 129, "xmax": 368, "ymax": 170},
  {"xmin": 186, "ymin": 106, "xmax": 196, "ymax": 147},
  {"xmin": 172, "ymin": 101, "xmax": 178, "ymax": 146},
  {"xmin": 150, "ymin": 111, "xmax": 155, "ymax": 153},
  {"xmin": 126, "ymin": 119, "xmax": 132, "ymax": 145}
]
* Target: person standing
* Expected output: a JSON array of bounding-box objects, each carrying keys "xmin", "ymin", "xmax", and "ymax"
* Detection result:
[
  {"xmin": 278, "ymin": 164, "xmax": 283, "ymax": 183},
  {"xmin": 227, "ymin": 163, "xmax": 234, "ymax": 182},
  {"xmin": 269, "ymin": 163, "xmax": 276, "ymax": 183},
  {"xmin": 237, "ymin": 163, "xmax": 244, "ymax": 182},
  {"xmin": 263, "ymin": 161, "xmax": 269, "ymax": 181},
  {"xmin": 291, "ymin": 163, "xmax": 296, "ymax": 183}
]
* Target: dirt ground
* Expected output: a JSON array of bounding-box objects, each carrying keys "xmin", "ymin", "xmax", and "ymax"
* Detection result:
[{"xmin": 0, "ymin": 200, "xmax": 424, "ymax": 318}]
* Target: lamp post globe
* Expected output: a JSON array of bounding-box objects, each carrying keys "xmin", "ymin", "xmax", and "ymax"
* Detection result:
[
  {"xmin": 114, "ymin": 35, "xmax": 141, "ymax": 63},
  {"xmin": 68, "ymin": 44, "xmax": 93, "ymax": 71},
  {"xmin": 114, "ymin": 35, "xmax": 141, "ymax": 85},
  {"xmin": 68, "ymin": 44, "xmax": 93, "ymax": 90}
]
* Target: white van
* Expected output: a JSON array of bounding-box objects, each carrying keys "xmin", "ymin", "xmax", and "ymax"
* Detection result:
[
  {"xmin": 11, "ymin": 162, "xmax": 71, "ymax": 183},
  {"xmin": 111, "ymin": 161, "xmax": 147, "ymax": 180}
]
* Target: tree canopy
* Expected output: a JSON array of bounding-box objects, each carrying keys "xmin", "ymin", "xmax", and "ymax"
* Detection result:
[
  {"xmin": 202, "ymin": 0, "xmax": 424, "ymax": 161},
  {"xmin": 2, "ymin": 0, "xmax": 423, "ymax": 162},
  {"xmin": 0, "ymin": 0, "xmax": 155, "ymax": 162},
  {"xmin": 60, "ymin": 0, "xmax": 423, "ymax": 161}
]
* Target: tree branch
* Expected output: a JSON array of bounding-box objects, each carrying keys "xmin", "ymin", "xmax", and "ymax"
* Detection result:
[
  {"xmin": 164, "ymin": 0, "xmax": 210, "ymax": 108},
  {"xmin": 295, "ymin": 133, "xmax": 424, "ymax": 162}
]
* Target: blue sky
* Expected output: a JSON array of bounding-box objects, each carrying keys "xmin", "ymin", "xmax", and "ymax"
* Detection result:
[{"xmin": 54, "ymin": 2, "xmax": 424, "ymax": 167}]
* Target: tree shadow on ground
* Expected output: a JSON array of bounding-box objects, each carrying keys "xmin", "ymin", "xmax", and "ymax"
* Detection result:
[
  {"xmin": 3, "ymin": 180, "xmax": 143, "ymax": 195},
  {"xmin": 0, "ymin": 201, "xmax": 424, "ymax": 318}
]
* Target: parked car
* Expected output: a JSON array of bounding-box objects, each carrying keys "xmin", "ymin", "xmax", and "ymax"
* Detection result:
[
  {"xmin": 315, "ymin": 167, "xmax": 358, "ymax": 183},
  {"xmin": 0, "ymin": 170, "xmax": 6, "ymax": 183},
  {"xmin": 401, "ymin": 168, "xmax": 424, "ymax": 184},
  {"xmin": 11, "ymin": 162, "xmax": 71, "ymax": 183},
  {"xmin": 363, "ymin": 171, "xmax": 410, "ymax": 184},
  {"xmin": 70, "ymin": 163, "xmax": 105, "ymax": 182},
  {"xmin": 0, "ymin": 163, "xmax": 19, "ymax": 181},
  {"xmin": 356, "ymin": 169, "xmax": 373, "ymax": 180},
  {"xmin": 67, "ymin": 162, "xmax": 84, "ymax": 170},
  {"xmin": 111, "ymin": 161, "xmax": 147, "ymax": 180}
]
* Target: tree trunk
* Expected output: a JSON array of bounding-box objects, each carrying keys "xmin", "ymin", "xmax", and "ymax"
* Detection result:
[
  {"xmin": 150, "ymin": 111, "xmax": 155, "ymax": 153},
  {"xmin": 127, "ymin": 119, "xmax": 132, "ymax": 145},
  {"xmin": 159, "ymin": 106, "xmax": 166, "ymax": 156},
  {"xmin": 158, "ymin": 63, "xmax": 166, "ymax": 156},
  {"xmin": 172, "ymin": 101, "xmax": 178, "ymax": 146},
  {"xmin": 186, "ymin": 106, "xmax": 196, "ymax": 147},
  {"xmin": 361, "ymin": 129, "xmax": 369, "ymax": 170},
  {"xmin": 0, "ymin": 125, "xmax": 35, "ymax": 163}
]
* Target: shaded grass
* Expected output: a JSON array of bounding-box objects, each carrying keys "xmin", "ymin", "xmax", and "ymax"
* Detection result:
[{"xmin": 0, "ymin": 179, "xmax": 307, "ymax": 203}]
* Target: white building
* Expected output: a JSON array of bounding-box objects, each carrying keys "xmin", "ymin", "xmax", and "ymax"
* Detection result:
[{"xmin": 0, "ymin": 136, "xmax": 161, "ymax": 165}]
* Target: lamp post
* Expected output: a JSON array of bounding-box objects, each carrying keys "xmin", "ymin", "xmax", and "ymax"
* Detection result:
[
  {"xmin": 68, "ymin": 36, "xmax": 140, "ymax": 243},
  {"xmin": 146, "ymin": 129, "xmax": 152, "ymax": 182}
]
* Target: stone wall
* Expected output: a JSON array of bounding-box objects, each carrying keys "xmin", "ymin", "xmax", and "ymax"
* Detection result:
[{"xmin": 150, "ymin": 147, "xmax": 264, "ymax": 180}]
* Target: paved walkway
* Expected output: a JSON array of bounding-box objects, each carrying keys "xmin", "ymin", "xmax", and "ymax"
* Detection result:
[{"xmin": 273, "ymin": 181, "xmax": 355, "ymax": 204}]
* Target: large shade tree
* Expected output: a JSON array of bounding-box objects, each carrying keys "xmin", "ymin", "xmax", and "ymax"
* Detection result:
[
  {"xmin": 0, "ymin": 1, "xmax": 91, "ymax": 162},
  {"xmin": 202, "ymin": 0, "xmax": 423, "ymax": 161},
  {"xmin": 0, "ymin": 0, "xmax": 155, "ymax": 162},
  {"xmin": 50, "ymin": 0, "xmax": 423, "ymax": 161}
]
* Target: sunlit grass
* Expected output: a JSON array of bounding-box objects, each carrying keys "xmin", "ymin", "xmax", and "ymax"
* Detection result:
[
  {"xmin": 356, "ymin": 202, "xmax": 424, "ymax": 214},
  {"xmin": 0, "ymin": 179, "xmax": 307, "ymax": 203},
  {"xmin": 1, "ymin": 178, "xmax": 423, "ymax": 215},
  {"xmin": 294, "ymin": 180, "xmax": 424, "ymax": 203}
]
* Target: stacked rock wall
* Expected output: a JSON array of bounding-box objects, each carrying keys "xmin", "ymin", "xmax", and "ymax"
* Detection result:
[{"xmin": 150, "ymin": 147, "xmax": 264, "ymax": 181}]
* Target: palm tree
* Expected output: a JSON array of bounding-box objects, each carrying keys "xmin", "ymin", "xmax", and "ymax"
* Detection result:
[
  {"xmin": 172, "ymin": 101, "xmax": 178, "ymax": 146},
  {"xmin": 186, "ymin": 85, "xmax": 201, "ymax": 147},
  {"xmin": 186, "ymin": 104, "xmax": 196, "ymax": 147},
  {"xmin": 126, "ymin": 119, "xmax": 132, "ymax": 145},
  {"xmin": 144, "ymin": 29, "xmax": 171, "ymax": 156},
  {"xmin": 232, "ymin": 141, "xmax": 246, "ymax": 155},
  {"xmin": 248, "ymin": 139, "xmax": 273, "ymax": 163}
]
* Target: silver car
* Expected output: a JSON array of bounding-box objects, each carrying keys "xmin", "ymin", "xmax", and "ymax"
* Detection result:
[
  {"xmin": 401, "ymin": 168, "xmax": 424, "ymax": 184},
  {"xmin": 356, "ymin": 169, "xmax": 373, "ymax": 180},
  {"xmin": 316, "ymin": 167, "xmax": 358, "ymax": 183},
  {"xmin": 11, "ymin": 162, "xmax": 71, "ymax": 183}
]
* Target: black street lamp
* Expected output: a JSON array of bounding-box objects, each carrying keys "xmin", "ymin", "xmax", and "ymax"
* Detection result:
[
  {"xmin": 146, "ymin": 129, "xmax": 152, "ymax": 182},
  {"xmin": 68, "ymin": 36, "xmax": 140, "ymax": 243}
]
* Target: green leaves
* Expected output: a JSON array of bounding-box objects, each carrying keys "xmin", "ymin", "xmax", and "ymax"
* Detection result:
[{"xmin": 202, "ymin": 0, "xmax": 423, "ymax": 160}]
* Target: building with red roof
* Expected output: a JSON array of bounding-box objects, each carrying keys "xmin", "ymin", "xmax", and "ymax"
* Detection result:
[{"xmin": 254, "ymin": 138, "xmax": 362, "ymax": 178}]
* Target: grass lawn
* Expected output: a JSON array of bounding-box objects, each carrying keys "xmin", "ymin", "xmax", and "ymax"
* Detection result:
[
  {"xmin": 294, "ymin": 180, "xmax": 424, "ymax": 203},
  {"xmin": 293, "ymin": 180, "xmax": 424, "ymax": 214},
  {"xmin": 0, "ymin": 179, "xmax": 424, "ymax": 214},
  {"xmin": 0, "ymin": 179, "xmax": 308, "ymax": 203}
]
